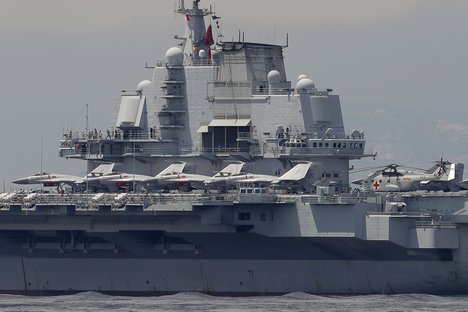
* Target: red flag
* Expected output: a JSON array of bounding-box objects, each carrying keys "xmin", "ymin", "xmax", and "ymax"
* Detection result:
[{"xmin": 205, "ymin": 24, "xmax": 214, "ymax": 46}]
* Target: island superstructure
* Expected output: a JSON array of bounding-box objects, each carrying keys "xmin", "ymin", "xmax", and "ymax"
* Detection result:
[{"xmin": 1, "ymin": 0, "xmax": 468, "ymax": 295}]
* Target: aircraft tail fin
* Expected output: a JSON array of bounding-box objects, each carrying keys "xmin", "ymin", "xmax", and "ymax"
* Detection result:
[
  {"xmin": 156, "ymin": 162, "xmax": 186, "ymax": 177},
  {"xmin": 278, "ymin": 162, "xmax": 312, "ymax": 182},
  {"xmin": 90, "ymin": 163, "xmax": 116, "ymax": 176},
  {"xmin": 434, "ymin": 162, "xmax": 463, "ymax": 182},
  {"xmin": 452, "ymin": 163, "xmax": 464, "ymax": 183},
  {"xmin": 218, "ymin": 162, "xmax": 245, "ymax": 176}
]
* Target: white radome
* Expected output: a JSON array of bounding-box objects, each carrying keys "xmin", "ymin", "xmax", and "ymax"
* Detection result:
[
  {"xmin": 165, "ymin": 47, "xmax": 184, "ymax": 66},
  {"xmin": 296, "ymin": 77, "xmax": 315, "ymax": 91},
  {"xmin": 267, "ymin": 70, "xmax": 281, "ymax": 84},
  {"xmin": 199, "ymin": 49, "xmax": 206, "ymax": 58},
  {"xmin": 136, "ymin": 80, "xmax": 151, "ymax": 91},
  {"xmin": 297, "ymin": 74, "xmax": 308, "ymax": 81}
]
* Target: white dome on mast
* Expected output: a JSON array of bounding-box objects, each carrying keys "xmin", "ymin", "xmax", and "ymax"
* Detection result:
[
  {"xmin": 165, "ymin": 47, "xmax": 184, "ymax": 66},
  {"xmin": 136, "ymin": 80, "xmax": 151, "ymax": 92}
]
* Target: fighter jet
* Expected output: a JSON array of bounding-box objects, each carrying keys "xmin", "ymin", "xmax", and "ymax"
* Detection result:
[
  {"xmin": 12, "ymin": 172, "xmax": 82, "ymax": 188},
  {"xmin": 78, "ymin": 163, "xmax": 152, "ymax": 192},
  {"xmin": 204, "ymin": 162, "xmax": 251, "ymax": 185},
  {"xmin": 144, "ymin": 162, "xmax": 210, "ymax": 190},
  {"xmin": 352, "ymin": 159, "xmax": 464, "ymax": 192},
  {"xmin": 205, "ymin": 161, "xmax": 321, "ymax": 189}
]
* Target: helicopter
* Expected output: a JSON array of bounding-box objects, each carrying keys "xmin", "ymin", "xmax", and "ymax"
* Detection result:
[{"xmin": 352, "ymin": 159, "xmax": 464, "ymax": 192}]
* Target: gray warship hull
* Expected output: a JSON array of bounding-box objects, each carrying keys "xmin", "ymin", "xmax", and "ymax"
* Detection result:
[
  {"xmin": 6, "ymin": 0, "xmax": 468, "ymax": 295},
  {"xmin": 0, "ymin": 193, "xmax": 467, "ymax": 295},
  {"xmin": 1, "ymin": 256, "xmax": 466, "ymax": 296}
]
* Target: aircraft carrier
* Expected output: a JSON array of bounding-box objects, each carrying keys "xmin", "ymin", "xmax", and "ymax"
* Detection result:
[{"xmin": 2, "ymin": 0, "xmax": 468, "ymax": 295}]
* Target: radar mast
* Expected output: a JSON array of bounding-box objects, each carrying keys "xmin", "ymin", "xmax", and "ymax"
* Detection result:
[{"xmin": 176, "ymin": 0, "xmax": 215, "ymax": 64}]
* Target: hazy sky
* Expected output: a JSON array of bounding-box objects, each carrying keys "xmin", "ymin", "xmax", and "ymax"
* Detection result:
[{"xmin": 1, "ymin": 0, "xmax": 468, "ymax": 188}]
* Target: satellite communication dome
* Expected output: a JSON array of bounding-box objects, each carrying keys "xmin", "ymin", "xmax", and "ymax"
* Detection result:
[
  {"xmin": 136, "ymin": 80, "xmax": 151, "ymax": 91},
  {"xmin": 297, "ymin": 74, "xmax": 308, "ymax": 81},
  {"xmin": 296, "ymin": 78, "xmax": 316, "ymax": 91},
  {"xmin": 199, "ymin": 49, "xmax": 206, "ymax": 58},
  {"xmin": 267, "ymin": 70, "xmax": 281, "ymax": 84},
  {"xmin": 165, "ymin": 47, "xmax": 184, "ymax": 66}
]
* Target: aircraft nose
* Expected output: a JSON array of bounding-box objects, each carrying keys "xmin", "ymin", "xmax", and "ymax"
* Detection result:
[{"xmin": 12, "ymin": 178, "xmax": 29, "ymax": 185}]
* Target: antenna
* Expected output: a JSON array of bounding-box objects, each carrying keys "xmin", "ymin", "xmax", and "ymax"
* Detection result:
[
  {"xmin": 85, "ymin": 103, "xmax": 89, "ymax": 135},
  {"xmin": 132, "ymin": 141, "xmax": 136, "ymax": 193},
  {"xmin": 145, "ymin": 61, "xmax": 155, "ymax": 69},
  {"xmin": 40, "ymin": 138, "xmax": 44, "ymax": 193},
  {"xmin": 282, "ymin": 33, "xmax": 289, "ymax": 48}
]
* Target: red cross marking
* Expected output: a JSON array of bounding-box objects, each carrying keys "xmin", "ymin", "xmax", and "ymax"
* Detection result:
[{"xmin": 373, "ymin": 181, "xmax": 380, "ymax": 190}]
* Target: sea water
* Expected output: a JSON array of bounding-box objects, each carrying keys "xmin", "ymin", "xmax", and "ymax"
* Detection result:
[{"xmin": 1, "ymin": 292, "xmax": 468, "ymax": 312}]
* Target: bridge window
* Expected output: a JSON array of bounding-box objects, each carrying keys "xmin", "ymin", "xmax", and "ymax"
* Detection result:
[
  {"xmin": 238, "ymin": 212, "xmax": 251, "ymax": 221},
  {"xmin": 202, "ymin": 119, "xmax": 252, "ymax": 153},
  {"xmin": 319, "ymin": 143, "xmax": 323, "ymax": 147},
  {"xmin": 325, "ymin": 143, "xmax": 329, "ymax": 147},
  {"xmin": 313, "ymin": 142, "xmax": 317, "ymax": 147}
]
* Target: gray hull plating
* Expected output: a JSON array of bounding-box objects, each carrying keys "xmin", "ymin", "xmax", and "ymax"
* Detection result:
[{"xmin": 0, "ymin": 256, "xmax": 465, "ymax": 295}]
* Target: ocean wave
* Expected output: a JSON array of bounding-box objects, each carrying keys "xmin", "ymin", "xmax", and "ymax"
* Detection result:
[
  {"xmin": 1, "ymin": 292, "xmax": 468, "ymax": 312},
  {"xmin": 158, "ymin": 291, "xmax": 218, "ymax": 300},
  {"xmin": 281, "ymin": 292, "xmax": 330, "ymax": 300}
]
